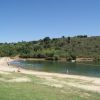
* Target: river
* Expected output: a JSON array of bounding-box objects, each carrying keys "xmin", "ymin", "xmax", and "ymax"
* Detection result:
[{"xmin": 11, "ymin": 60, "xmax": 100, "ymax": 77}]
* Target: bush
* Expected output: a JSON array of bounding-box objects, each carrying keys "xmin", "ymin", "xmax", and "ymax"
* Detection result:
[{"xmin": 53, "ymin": 55, "xmax": 60, "ymax": 60}]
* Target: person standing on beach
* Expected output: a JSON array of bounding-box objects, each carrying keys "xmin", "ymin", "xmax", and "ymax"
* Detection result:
[
  {"xmin": 7, "ymin": 58, "xmax": 10, "ymax": 66},
  {"xmin": 7, "ymin": 62, "xmax": 10, "ymax": 66},
  {"xmin": 17, "ymin": 67, "xmax": 21, "ymax": 72}
]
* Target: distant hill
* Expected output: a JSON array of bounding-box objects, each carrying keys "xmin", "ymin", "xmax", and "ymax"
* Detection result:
[{"xmin": 0, "ymin": 35, "xmax": 100, "ymax": 61}]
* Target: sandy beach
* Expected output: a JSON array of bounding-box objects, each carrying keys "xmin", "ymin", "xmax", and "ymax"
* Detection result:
[{"xmin": 0, "ymin": 57, "xmax": 100, "ymax": 93}]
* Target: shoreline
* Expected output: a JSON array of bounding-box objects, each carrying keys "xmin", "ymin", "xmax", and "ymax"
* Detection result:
[
  {"xmin": 0, "ymin": 57, "xmax": 99, "ymax": 81},
  {"xmin": 0, "ymin": 57, "xmax": 100, "ymax": 93},
  {"xmin": 11, "ymin": 56, "xmax": 96, "ymax": 62}
]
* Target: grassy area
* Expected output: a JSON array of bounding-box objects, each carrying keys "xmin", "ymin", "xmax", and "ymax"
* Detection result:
[{"xmin": 0, "ymin": 72, "xmax": 100, "ymax": 100}]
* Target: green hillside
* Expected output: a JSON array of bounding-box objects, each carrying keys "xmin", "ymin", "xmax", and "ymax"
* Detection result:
[{"xmin": 0, "ymin": 35, "xmax": 100, "ymax": 61}]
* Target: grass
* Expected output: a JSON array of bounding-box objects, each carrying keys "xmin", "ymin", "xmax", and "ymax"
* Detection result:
[{"xmin": 0, "ymin": 72, "xmax": 100, "ymax": 100}]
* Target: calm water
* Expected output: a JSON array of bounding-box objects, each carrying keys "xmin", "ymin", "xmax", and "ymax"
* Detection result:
[{"xmin": 11, "ymin": 60, "xmax": 100, "ymax": 77}]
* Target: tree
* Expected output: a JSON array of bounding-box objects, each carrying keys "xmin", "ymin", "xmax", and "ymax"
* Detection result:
[
  {"xmin": 43, "ymin": 37, "xmax": 51, "ymax": 42},
  {"xmin": 62, "ymin": 36, "xmax": 65, "ymax": 39},
  {"xmin": 67, "ymin": 37, "xmax": 71, "ymax": 43}
]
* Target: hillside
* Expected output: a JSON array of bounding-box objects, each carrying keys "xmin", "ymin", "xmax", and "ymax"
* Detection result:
[{"xmin": 0, "ymin": 35, "xmax": 100, "ymax": 61}]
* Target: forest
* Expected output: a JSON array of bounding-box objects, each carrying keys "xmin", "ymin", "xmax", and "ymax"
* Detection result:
[{"xmin": 0, "ymin": 35, "xmax": 100, "ymax": 61}]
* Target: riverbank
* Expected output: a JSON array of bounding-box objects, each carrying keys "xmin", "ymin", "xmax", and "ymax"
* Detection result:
[
  {"xmin": 0, "ymin": 57, "xmax": 100, "ymax": 93},
  {"xmin": 11, "ymin": 56, "xmax": 96, "ymax": 62}
]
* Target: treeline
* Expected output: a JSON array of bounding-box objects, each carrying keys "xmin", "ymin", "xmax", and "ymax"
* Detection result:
[{"xmin": 0, "ymin": 35, "xmax": 100, "ymax": 61}]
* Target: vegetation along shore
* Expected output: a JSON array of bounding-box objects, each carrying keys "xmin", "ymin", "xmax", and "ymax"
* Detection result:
[{"xmin": 0, "ymin": 35, "xmax": 100, "ymax": 62}]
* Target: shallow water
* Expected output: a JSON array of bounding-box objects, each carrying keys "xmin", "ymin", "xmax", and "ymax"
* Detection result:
[{"xmin": 11, "ymin": 60, "xmax": 100, "ymax": 77}]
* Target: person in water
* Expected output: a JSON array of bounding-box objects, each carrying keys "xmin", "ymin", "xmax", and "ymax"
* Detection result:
[{"xmin": 67, "ymin": 69, "xmax": 69, "ymax": 74}]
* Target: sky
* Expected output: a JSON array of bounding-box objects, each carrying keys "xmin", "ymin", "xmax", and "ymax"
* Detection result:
[{"xmin": 0, "ymin": 0, "xmax": 100, "ymax": 42}]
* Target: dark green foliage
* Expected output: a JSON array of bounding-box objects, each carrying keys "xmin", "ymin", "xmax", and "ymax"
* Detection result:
[
  {"xmin": 43, "ymin": 37, "xmax": 51, "ymax": 42},
  {"xmin": 67, "ymin": 36, "xmax": 71, "ymax": 43},
  {"xmin": 76, "ymin": 35, "xmax": 88, "ymax": 38},
  {"xmin": 66, "ymin": 53, "xmax": 76, "ymax": 61},
  {"xmin": 0, "ymin": 36, "xmax": 100, "ymax": 60},
  {"xmin": 53, "ymin": 55, "xmax": 60, "ymax": 60}
]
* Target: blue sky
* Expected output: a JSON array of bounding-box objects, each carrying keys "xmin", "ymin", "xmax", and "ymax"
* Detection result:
[{"xmin": 0, "ymin": 0, "xmax": 100, "ymax": 42}]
